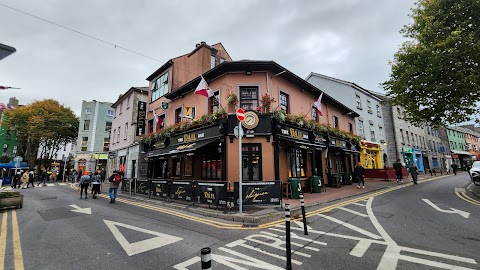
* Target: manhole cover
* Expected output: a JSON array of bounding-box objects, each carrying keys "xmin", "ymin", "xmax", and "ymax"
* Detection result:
[{"xmin": 38, "ymin": 207, "xmax": 78, "ymax": 221}]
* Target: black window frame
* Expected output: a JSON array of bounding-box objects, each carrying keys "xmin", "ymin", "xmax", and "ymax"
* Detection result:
[
  {"xmin": 201, "ymin": 152, "xmax": 222, "ymax": 180},
  {"xmin": 175, "ymin": 107, "xmax": 182, "ymax": 124},
  {"xmin": 209, "ymin": 91, "xmax": 220, "ymax": 114},
  {"xmin": 239, "ymin": 86, "xmax": 259, "ymax": 111},
  {"xmin": 242, "ymin": 143, "xmax": 262, "ymax": 181},
  {"xmin": 288, "ymin": 147, "xmax": 306, "ymax": 178},
  {"xmin": 279, "ymin": 91, "xmax": 289, "ymax": 113}
]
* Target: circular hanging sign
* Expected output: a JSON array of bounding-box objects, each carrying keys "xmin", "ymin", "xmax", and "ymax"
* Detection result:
[{"xmin": 242, "ymin": 111, "xmax": 259, "ymax": 129}]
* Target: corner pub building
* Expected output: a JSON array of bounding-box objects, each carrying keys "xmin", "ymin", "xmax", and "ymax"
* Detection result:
[{"xmin": 138, "ymin": 42, "xmax": 359, "ymax": 206}]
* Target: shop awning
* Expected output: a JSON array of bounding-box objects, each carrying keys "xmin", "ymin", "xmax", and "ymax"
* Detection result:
[
  {"xmin": 146, "ymin": 137, "xmax": 221, "ymax": 158},
  {"xmin": 451, "ymin": 150, "xmax": 473, "ymax": 156},
  {"xmin": 280, "ymin": 137, "xmax": 326, "ymax": 150}
]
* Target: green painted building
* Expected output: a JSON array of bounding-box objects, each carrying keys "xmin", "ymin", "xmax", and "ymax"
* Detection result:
[
  {"xmin": 446, "ymin": 126, "xmax": 471, "ymax": 170},
  {"xmin": 0, "ymin": 97, "xmax": 20, "ymax": 162}
]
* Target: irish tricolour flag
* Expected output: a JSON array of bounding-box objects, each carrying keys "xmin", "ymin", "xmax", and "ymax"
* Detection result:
[{"xmin": 194, "ymin": 76, "xmax": 214, "ymax": 98}]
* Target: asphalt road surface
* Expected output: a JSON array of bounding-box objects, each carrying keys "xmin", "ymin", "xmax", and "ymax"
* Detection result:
[{"xmin": 1, "ymin": 173, "xmax": 479, "ymax": 270}]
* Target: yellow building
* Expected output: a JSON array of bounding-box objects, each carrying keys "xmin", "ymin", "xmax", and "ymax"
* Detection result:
[{"xmin": 360, "ymin": 141, "xmax": 383, "ymax": 169}]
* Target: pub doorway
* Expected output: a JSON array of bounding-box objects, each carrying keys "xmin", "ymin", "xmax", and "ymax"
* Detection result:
[{"xmin": 242, "ymin": 143, "xmax": 262, "ymax": 181}]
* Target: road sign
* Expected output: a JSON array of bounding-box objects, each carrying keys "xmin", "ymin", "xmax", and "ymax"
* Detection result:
[
  {"xmin": 13, "ymin": 156, "xmax": 22, "ymax": 163},
  {"xmin": 234, "ymin": 126, "xmax": 244, "ymax": 138},
  {"xmin": 236, "ymin": 108, "xmax": 245, "ymax": 121}
]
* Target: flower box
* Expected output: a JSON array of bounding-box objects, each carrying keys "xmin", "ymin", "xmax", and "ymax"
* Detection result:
[{"xmin": 0, "ymin": 192, "xmax": 24, "ymax": 209}]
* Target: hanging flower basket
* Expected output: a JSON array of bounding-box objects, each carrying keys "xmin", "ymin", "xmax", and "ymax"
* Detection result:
[{"xmin": 261, "ymin": 93, "xmax": 276, "ymax": 113}]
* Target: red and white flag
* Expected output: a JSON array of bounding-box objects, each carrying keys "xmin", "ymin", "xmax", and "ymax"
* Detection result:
[
  {"xmin": 194, "ymin": 77, "xmax": 214, "ymax": 98},
  {"xmin": 313, "ymin": 92, "xmax": 324, "ymax": 116},
  {"xmin": 0, "ymin": 86, "xmax": 20, "ymax": 90},
  {"xmin": 152, "ymin": 108, "xmax": 159, "ymax": 128}
]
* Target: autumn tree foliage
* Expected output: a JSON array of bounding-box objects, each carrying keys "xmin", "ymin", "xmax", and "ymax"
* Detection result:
[
  {"xmin": 383, "ymin": 0, "xmax": 480, "ymax": 126},
  {"xmin": 3, "ymin": 99, "xmax": 78, "ymax": 171}
]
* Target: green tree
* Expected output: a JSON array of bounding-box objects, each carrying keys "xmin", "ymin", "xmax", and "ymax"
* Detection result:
[
  {"xmin": 3, "ymin": 99, "xmax": 79, "ymax": 171},
  {"xmin": 383, "ymin": 0, "xmax": 480, "ymax": 126}
]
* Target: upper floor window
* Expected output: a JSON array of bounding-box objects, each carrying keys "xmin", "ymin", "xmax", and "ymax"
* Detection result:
[
  {"xmin": 117, "ymin": 127, "xmax": 121, "ymax": 143},
  {"xmin": 359, "ymin": 120, "xmax": 365, "ymax": 137},
  {"xmin": 85, "ymin": 108, "xmax": 92, "ymax": 114},
  {"xmin": 81, "ymin": 136, "xmax": 88, "ymax": 151},
  {"xmin": 126, "ymin": 96, "xmax": 131, "ymax": 109},
  {"xmin": 376, "ymin": 104, "xmax": 381, "ymax": 117},
  {"xmin": 367, "ymin": 100, "xmax": 372, "ymax": 114},
  {"xmin": 151, "ymin": 71, "xmax": 169, "ymax": 102},
  {"xmin": 175, "ymin": 107, "xmax": 182, "ymax": 124},
  {"xmin": 148, "ymin": 119, "xmax": 153, "ymax": 134},
  {"xmin": 379, "ymin": 126, "xmax": 383, "ymax": 140},
  {"xmin": 355, "ymin": 95, "xmax": 362, "ymax": 109},
  {"xmin": 124, "ymin": 123, "xmax": 128, "ymax": 139},
  {"xmin": 158, "ymin": 114, "xmax": 165, "ymax": 129},
  {"xmin": 107, "ymin": 110, "xmax": 114, "ymax": 117},
  {"xmin": 83, "ymin": 120, "xmax": 90, "ymax": 131},
  {"xmin": 400, "ymin": 129, "xmax": 405, "ymax": 142},
  {"xmin": 239, "ymin": 86, "xmax": 258, "ymax": 111},
  {"xmin": 209, "ymin": 91, "xmax": 220, "ymax": 114},
  {"xmin": 332, "ymin": 116, "xmax": 339, "ymax": 129},
  {"xmin": 396, "ymin": 107, "xmax": 401, "ymax": 118},
  {"xmin": 369, "ymin": 123, "xmax": 375, "ymax": 141},
  {"xmin": 119, "ymin": 103, "xmax": 123, "ymax": 114},
  {"xmin": 349, "ymin": 123, "xmax": 353, "ymax": 133},
  {"xmin": 279, "ymin": 92, "xmax": 289, "ymax": 113},
  {"xmin": 210, "ymin": 55, "xmax": 216, "ymax": 68},
  {"xmin": 105, "ymin": 121, "xmax": 112, "ymax": 132},
  {"xmin": 312, "ymin": 107, "xmax": 317, "ymax": 121},
  {"xmin": 103, "ymin": 138, "xmax": 110, "ymax": 152}
]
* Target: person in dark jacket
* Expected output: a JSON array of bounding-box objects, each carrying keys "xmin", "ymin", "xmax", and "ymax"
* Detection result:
[
  {"xmin": 37, "ymin": 170, "xmax": 47, "ymax": 187},
  {"xmin": 11, "ymin": 171, "xmax": 21, "ymax": 188},
  {"xmin": 27, "ymin": 171, "xmax": 35, "ymax": 188},
  {"xmin": 354, "ymin": 161, "xmax": 365, "ymax": 189},
  {"xmin": 409, "ymin": 162, "xmax": 418, "ymax": 184},
  {"xmin": 393, "ymin": 159, "xmax": 404, "ymax": 183},
  {"xmin": 451, "ymin": 163, "xmax": 458, "ymax": 175}
]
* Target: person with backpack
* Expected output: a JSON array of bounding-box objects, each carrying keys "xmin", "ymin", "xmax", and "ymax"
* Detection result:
[
  {"xmin": 91, "ymin": 171, "xmax": 101, "ymax": 199},
  {"xmin": 108, "ymin": 171, "xmax": 121, "ymax": 204},
  {"xmin": 79, "ymin": 171, "xmax": 91, "ymax": 199}
]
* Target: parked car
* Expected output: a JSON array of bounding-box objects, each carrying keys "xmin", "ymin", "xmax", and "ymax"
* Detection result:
[{"xmin": 469, "ymin": 161, "xmax": 480, "ymax": 186}]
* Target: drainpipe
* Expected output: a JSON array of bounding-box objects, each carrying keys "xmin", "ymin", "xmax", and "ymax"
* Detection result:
[{"xmin": 390, "ymin": 105, "xmax": 400, "ymax": 163}]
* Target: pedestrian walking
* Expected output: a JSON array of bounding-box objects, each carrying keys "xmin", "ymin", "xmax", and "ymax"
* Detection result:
[
  {"xmin": 37, "ymin": 170, "xmax": 47, "ymax": 187},
  {"xmin": 71, "ymin": 169, "xmax": 77, "ymax": 183},
  {"xmin": 393, "ymin": 159, "xmax": 404, "ymax": 183},
  {"xmin": 20, "ymin": 170, "xmax": 29, "ymax": 189},
  {"xmin": 451, "ymin": 163, "xmax": 458, "ymax": 175},
  {"xmin": 27, "ymin": 170, "xmax": 35, "ymax": 188},
  {"xmin": 77, "ymin": 169, "xmax": 83, "ymax": 183},
  {"xmin": 410, "ymin": 162, "xmax": 418, "ymax": 184},
  {"xmin": 354, "ymin": 161, "xmax": 365, "ymax": 189},
  {"xmin": 91, "ymin": 171, "xmax": 101, "ymax": 199},
  {"xmin": 79, "ymin": 171, "xmax": 91, "ymax": 199},
  {"xmin": 108, "ymin": 171, "xmax": 121, "ymax": 204},
  {"xmin": 11, "ymin": 171, "xmax": 21, "ymax": 188},
  {"xmin": 100, "ymin": 169, "xmax": 106, "ymax": 183}
]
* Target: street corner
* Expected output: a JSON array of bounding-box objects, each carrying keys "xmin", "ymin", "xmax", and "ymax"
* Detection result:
[
  {"xmin": 466, "ymin": 182, "xmax": 480, "ymax": 199},
  {"xmin": 455, "ymin": 184, "xmax": 480, "ymax": 207}
]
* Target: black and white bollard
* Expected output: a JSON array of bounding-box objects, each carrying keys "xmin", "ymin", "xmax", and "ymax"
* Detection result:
[
  {"xmin": 299, "ymin": 194, "xmax": 308, "ymax": 235},
  {"xmin": 201, "ymin": 247, "xmax": 212, "ymax": 270},
  {"xmin": 285, "ymin": 204, "xmax": 292, "ymax": 270}
]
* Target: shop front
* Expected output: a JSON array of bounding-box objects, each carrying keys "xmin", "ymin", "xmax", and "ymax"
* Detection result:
[
  {"xmin": 451, "ymin": 150, "xmax": 473, "ymax": 170},
  {"xmin": 402, "ymin": 147, "xmax": 425, "ymax": 173},
  {"xmin": 360, "ymin": 141, "xmax": 383, "ymax": 169}
]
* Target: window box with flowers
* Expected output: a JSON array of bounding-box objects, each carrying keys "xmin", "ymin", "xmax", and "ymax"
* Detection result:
[{"xmin": 261, "ymin": 93, "xmax": 276, "ymax": 113}]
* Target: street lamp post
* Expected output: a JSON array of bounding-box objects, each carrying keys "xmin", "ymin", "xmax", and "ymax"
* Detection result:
[{"xmin": 62, "ymin": 156, "xmax": 68, "ymax": 182}]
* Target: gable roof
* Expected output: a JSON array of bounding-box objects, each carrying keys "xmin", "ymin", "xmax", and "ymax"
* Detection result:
[
  {"xmin": 306, "ymin": 72, "xmax": 383, "ymax": 102},
  {"xmin": 450, "ymin": 126, "xmax": 480, "ymax": 137},
  {"xmin": 164, "ymin": 60, "xmax": 359, "ymax": 117}
]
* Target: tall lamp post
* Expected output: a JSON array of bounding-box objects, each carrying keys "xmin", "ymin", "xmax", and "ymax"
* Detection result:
[{"xmin": 62, "ymin": 156, "xmax": 68, "ymax": 182}]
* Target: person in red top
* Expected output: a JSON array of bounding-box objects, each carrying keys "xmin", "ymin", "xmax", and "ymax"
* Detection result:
[{"xmin": 108, "ymin": 171, "xmax": 121, "ymax": 204}]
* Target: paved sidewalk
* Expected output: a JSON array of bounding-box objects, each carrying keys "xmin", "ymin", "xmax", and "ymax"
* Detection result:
[{"xmin": 101, "ymin": 172, "xmax": 455, "ymax": 225}]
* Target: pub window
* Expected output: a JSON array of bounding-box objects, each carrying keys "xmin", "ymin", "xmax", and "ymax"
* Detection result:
[
  {"xmin": 349, "ymin": 123, "xmax": 353, "ymax": 133},
  {"xmin": 172, "ymin": 158, "xmax": 181, "ymax": 177},
  {"xmin": 279, "ymin": 92, "xmax": 289, "ymax": 113},
  {"xmin": 332, "ymin": 116, "xmax": 339, "ymax": 129},
  {"xmin": 209, "ymin": 91, "xmax": 220, "ymax": 113},
  {"xmin": 202, "ymin": 154, "xmax": 222, "ymax": 180},
  {"xmin": 288, "ymin": 148, "xmax": 305, "ymax": 177},
  {"xmin": 239, "ymin": 86, "xmax": 258, "ymax": 111},
  {"xmin": 175, "ymin": 107, "xmax": 182, "ymax": 124},
  {"xmin": 148, "ymin": 119, "xmax": 153, "ymax": 133},
  {"xmin": 311, "ymin": 106, "xmax": 317, "ymax": 121},
  {"xmin": 242, "ymin": 144, "xmax": 262, "ymax": 181}
]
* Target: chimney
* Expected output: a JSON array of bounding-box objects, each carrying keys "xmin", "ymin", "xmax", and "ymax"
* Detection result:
[
  {"xmin": 201, "ymin": 41, "xmax": 206, "ymax": 45},
  {"xmin": 196, "ymin": 43, "xmax": 201, "ymax": 48},
  {"xmin": 7, "ymin": 97, "xmax": 19, "ymax": 106}
]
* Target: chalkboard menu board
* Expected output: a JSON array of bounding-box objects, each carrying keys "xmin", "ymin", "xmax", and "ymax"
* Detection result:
[
  {"xmin": 169, "ymin": 181, "xmax": 193, "ymax": 202},
  {"xmin": 195, "ymin": 181, "xmax": 228, "ymax": 206},
  {"xmin": 233, "ymin": 181, "xmax": 281, "ymax": 206},
  {"xmin": 151, "ymin": 180, "xmax": 169, "ymax": 198},
  {"xmin": 122, "ymin": 179, "xmax": 131, "ymax": 192}
]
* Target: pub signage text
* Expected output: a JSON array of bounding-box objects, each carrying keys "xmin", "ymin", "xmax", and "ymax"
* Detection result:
[
  {"xmin": 135, "ymin": 101, "xmax": 147, "ymax": 136},
  {"xmin": 281, "ymin": 128, "xmax": 309, "ymax": 140},
  {"xmin": 178, "ymin": 132, "xmax": 205, "ymax": 143}
]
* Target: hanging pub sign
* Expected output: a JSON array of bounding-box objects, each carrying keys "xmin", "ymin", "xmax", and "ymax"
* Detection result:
[
  {"xmin": 233, "ymin": 181, "xmax": 281, "ymax": 206},
  {"xmin": 169, "ymin": 181, "xmax": 193, "ymax": 201},
  {"xmin": 136, "ymin": 101, "xmax": 147, "ymax": 136},
  {"xmin": 330, "ymin": 138, "xmax": 348, "ymax": 149},
  {"xmin": 172, "ymin": 125, "xmax": 220, "ymax": 145},
  {"xmin": 151, "ymin": 180, "xmax": 169, "ymax": 198},
  {"xmin": 310, "ymin": 132, "xmax": 327, "ymax": 146},
  {"xmin": 195, "ymin": 181, "xmax": 228, "ymax": 206}
]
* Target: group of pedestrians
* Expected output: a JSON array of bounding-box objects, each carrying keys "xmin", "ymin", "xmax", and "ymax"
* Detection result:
[
  {"xmin": 10, "ymin": 169, "xmax": 36, "ymax": 189},
  {"xmin": 75, "ymin": 169, "xmax": 121, "ymax": 203}
]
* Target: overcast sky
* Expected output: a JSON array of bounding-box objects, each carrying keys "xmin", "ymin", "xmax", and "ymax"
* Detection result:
[{"xmin": 0, "ymin": 0, "xmax": 416, "ymax": 116}]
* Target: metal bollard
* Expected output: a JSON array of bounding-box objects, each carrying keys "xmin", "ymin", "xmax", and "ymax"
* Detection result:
[
  {"xmin": 299, "ymin": 194, "xmax": 308, "ymax": 235},
  {"xmin": 201, "ymin": 247, "xmax": 212, "ymax": 269},
  {"xmin": 285, "ymin": 204, "xmax": 292, "ymax": 270}
]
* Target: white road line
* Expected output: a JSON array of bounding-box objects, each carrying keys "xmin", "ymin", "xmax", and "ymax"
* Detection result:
[
  {"xmin": 352, "ymin": 202, "xmax": 366, "ymax": 207},
  {"xmin": 293, "ymin": 220, "xmax": 312, "ymax": 231},
  {"xmin": 173, "ymin": 257, "xmax": 200, "ymax": 270},
  {"xmin": 366, "ymin": 197, "xmax": 400, "ymax": 270},
  {"xmin": 270, "ymin": 227, "xmax": 385, "ymax": 244},
  {"xmin": 467, "ymin": 183, "xmax": 473, "ymax": 190},
  {"xmin": 317, "ymin": 214, "xmax": 382, "ymax": 239},
  {"xmin": 46, "ymin": 183, "xmax": 54, "ymax": 187},
  {"xmin": 350, "ymin": 240, "xmax": 372, "ymax": 257},
  {"xmin": 244, "ymin": 234, "xmax": 311, "ymax": 258},
  {"xmin": 218, "ymin": 247, "xmax": 285, "ymax": 270},
  {"xmin": 58, "ymin": 183, "xmax": 67, "ymax": 186},
  {"xmin": 401, "ymin": 247, "xmax": 477, "ymax": 265},
  {"xmin": 422, "ymin": 198, "xmax": 470, "ymax": 218},
  {"xmin": 225, "ymin": 240, "xmax": 302, "ymax": 265},
  {"xmin": 338, "ymin": 207, "xmax": 369, "ymax": 218},
  {"xmin": 399, "ymin": 254, "xmax": 475, "ymax": 270}
]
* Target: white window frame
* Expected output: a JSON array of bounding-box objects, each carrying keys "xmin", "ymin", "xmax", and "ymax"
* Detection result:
[
  {"xmin": 85, "ymin": 108, "xmax": 92, "ymax": 114},
  {"xmin": 355, "ymin": 95, "xmax": 362, "ymax": 109},
  {"xmin": 367, "ymin": 100, "xmax": 372, "ymax": 114},
  {"xmin": 151, "ymin": 71, "xmax": 169, "ymax": 102},
  {"xmin": 124, "ymin": 122, "xmax": 128, "ymax": 140},
  {"xmin": 359, "ymin": 120, "xmax": 365, "ymax": 137},
  {"xmin": 369, "ymin": 123, "xmax": 375, "ymax": 141},
  {"xmin": 107, "ymin": 110, "xmax": 114, "ymax": 117}
]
